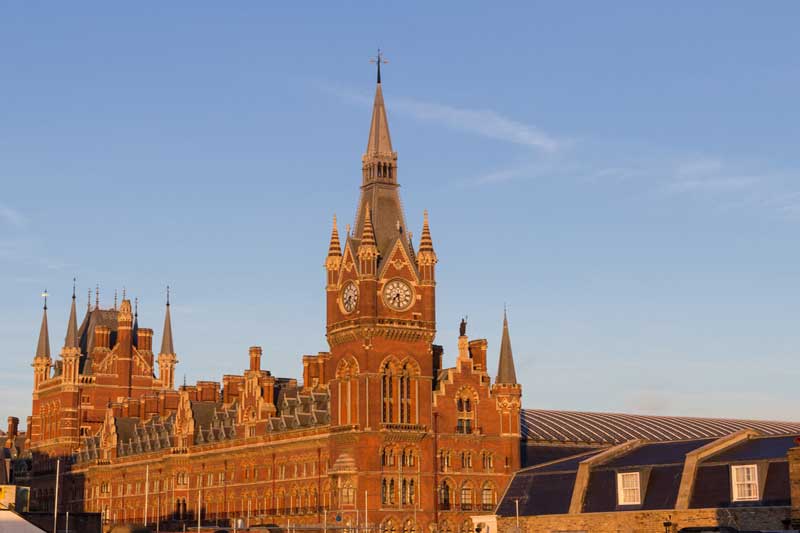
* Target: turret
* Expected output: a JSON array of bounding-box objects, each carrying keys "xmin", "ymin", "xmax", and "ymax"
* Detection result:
[
  {"xmin": 61, "ymin": 282, "xmax": 81, "ymax": 383},
  {"xmin": 32, "ymin": 293, "xmax": 51, "ymax": 389},
  {"xmin": 157, "ymin": 288, "xmax": 177, "ymax": 389},
  {"xmin": 492, "ymin": 309, "xmax": 522, "ymax": 437}
]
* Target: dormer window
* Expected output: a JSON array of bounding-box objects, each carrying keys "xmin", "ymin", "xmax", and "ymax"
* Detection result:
[
  {"xmin": 731, "ymin": 464, "xmax": 759, "ymax": 501},
  {"xmin": 616, "ymin": 472, "xmax": 641, "ymax": 505}
]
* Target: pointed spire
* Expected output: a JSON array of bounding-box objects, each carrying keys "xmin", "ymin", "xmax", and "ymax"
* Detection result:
[
  {"xmin": 132, "ymin": 297, "xmax": 139, "ymax": 345},
  {"xmin": 327, "ymin": 214, "xmax": 342, "ymax": 257},
  {"xmin": 365, "ymin": 75, "xmax": 393, "ymax": 156},
  {"xmin": 419, "ymin": 210, "xmax": 434, "ymax": 253},
  {"xmin": 496, "ymin": 308, "xmax": 518, "ymax": 385},
  {"xmin": 64, "ymin": 279, "xmax": 79, "ymax": 349},
  {"xmin": 160, "ymin": 286, "xmax": 174, "ymax": 355},
  {"xmin": 360, "ymin": 203, "xmax": 376, "ymax": 247},
  {"xmin": 35, "ymin": 291, "xmax": 51, "ymax": 359}
]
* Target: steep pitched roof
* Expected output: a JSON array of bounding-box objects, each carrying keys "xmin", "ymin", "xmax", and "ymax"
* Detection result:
[
  {"xmin": 365, "ymin": 82, "xmax": 393, "ymax": 156},
  {"xmin": 35, "ymin": 305, "xmax": 50, "ymax": 359},
  {"xmin": 64, "ymin": 293, "xmax": 79, "ymax": 349},
  {"xmin": 160, "ymin": 301, "xmax": 174, "ymax": 355},
  {"xmin": 496, "ymin": 310, "xmax": 518, "ymax": 385}
]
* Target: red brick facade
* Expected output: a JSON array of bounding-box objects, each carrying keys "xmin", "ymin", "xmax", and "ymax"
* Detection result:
[{"xmin": 25, "ymin": 75, "xmax": 523, "ymax": 532}]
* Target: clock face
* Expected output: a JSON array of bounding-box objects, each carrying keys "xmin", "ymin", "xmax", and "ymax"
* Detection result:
[
  {"xmin": 383, "ymin": 279, "xmax": 414, "ymax": 311},
  {"xmin": 341, "ymin": 281, "xmax": 359, "ymax": 313}
]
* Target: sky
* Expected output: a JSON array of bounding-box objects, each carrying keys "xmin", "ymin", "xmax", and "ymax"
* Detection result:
[{"xmin": 2, "ymin": 2, "xmax": 799, "ymax": 426}]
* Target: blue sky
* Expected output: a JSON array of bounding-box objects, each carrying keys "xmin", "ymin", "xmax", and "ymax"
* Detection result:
[{"xmin": 2, "ymin": 3, "xmax": 799, "ymax": 426}]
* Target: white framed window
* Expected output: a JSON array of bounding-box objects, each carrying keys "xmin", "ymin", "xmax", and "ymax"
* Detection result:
[
  {"xmin": 731, "ymin": 464, "xmax": 759, "ymax": 501},
  {"xmin": 616, "ymin": 472, "xmax": 641, "ymax": 505}
]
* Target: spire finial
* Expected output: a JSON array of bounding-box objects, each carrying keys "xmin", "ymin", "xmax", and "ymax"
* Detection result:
[
  {"xmin": 87, "ymin": 288, "xmax": 91, "ymax": 311},
  {"xmin": 41, "ymin": 289, "xmax": 48, "ymax": 311},
  {"xmin": 114, "ymin": 289, "xmax": 118, "ymax": 310},
  {"xmin": 370, "ymin": 48, "xmax": 388, "ymax": 84},
  {"xmin": 122, "ymin": 286, "xmax": 126, "ymax": 301},
  {"xmin": 166, "ymin": 285, "xmax": 170, "ymax": 307},
  {"xmin": 72, "ymin": 277, "xmax": 76, "ymax": 299},
  {"xmin": 95, "ymin": 284, "xmax": 99, "ymax": 310},
  {"xmin": 134, "ymin": 297, "xmax": 139, "ymax": 318}
]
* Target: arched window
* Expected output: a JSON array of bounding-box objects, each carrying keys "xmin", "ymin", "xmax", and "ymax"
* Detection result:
[
  {"xmin": 461, "ymin": 451, "xmax": 472, "ymax": 469},
  {"xmin": 440, "ymin": 521, "xmax": 453, "ymax": 533},
  {"xmin": 399, "ymin": 363, "xmax": 412, "ymax": 423},
  {"xmin": 456, "ymin": 390, "xmax": 475, "ymax": 434},
  {"xmin": 382, "ymin": 519, "xmax": 397, "ymax": 533},
  {"xmin": 482, "ymin": 451, "xmax": 494, "ymax": 471},
  {"xmin": 440, "ymin": 449, "xmax": 452, "ymax": 472},
  {"xmin": 460, "ymin": 520, "xmax": 472, "ymax": 533},
  {"xmin": 381, "ymin": 478, "xmax": 389, "ymax": 505},
  {"xmin": 403, "ymin": 519, "xmax": 416, "ymax": 533},
  {"xmin": 439, "ymin": 480, "xmax": 453, "ymax": 510},
  {"xmin": 341, "ymin": 482, "xmax": 355, "ymax": 505},
  {"xmin": 460, "ymin": 483, "xmax": 473, "ymax": 510},
  {"xmin": 381, "ymin": 362, "xmax": 394, "ymax": 423},
  {"xmin": 482, "ymin": 483, "xmax": 495, "ymax": 510}
]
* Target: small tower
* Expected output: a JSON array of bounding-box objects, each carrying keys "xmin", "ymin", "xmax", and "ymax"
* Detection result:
[
  {"xmin": 157, "ymin": 288, "xmax": 177, "ymax": 389},
  {"xmin": 492, "ymin": 309, "xmax": 523, "ymax": 437},
  {"xmin": 32, "ymin": 293, "xmax": 52, "ymax": 390}
]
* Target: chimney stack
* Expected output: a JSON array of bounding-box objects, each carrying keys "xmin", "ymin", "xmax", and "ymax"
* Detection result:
[{"xmin": 249, "ymin": 346, "xmax": 262, "ymax": 372}]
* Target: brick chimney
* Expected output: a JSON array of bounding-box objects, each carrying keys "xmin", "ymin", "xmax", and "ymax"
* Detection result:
[
  {"xmin": 4, "ymin": 417, "xmax": 18, "ymax": 448},
  {"xmin": 249, "ymin": 346, "xmax": 262, "ymax": 372}
]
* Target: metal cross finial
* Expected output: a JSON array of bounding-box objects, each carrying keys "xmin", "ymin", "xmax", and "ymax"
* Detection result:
[
  {"xmin": 41, "ymin": 289, "xmax": 48, "ymax": 310},
  {"xmin": 370, "ymin": 48, "xmax": 389, "ymax": 84}
]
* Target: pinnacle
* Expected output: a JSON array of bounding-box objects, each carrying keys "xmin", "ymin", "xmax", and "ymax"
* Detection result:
[
  {"xmin": 328, "ymin": 214, "xmax": 342, "ymax": 257},
  {"xmin": 419, "ymin": 210, "xmax": 434, "ymax": 253},
  {"xmin": 360, "ymin": 203, "xmax": 377, "ymax": 247}
]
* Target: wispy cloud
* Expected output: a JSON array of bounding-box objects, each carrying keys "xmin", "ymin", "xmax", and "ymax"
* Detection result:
[
  {"xmin": 0, "ymin": 204, "xmax": 26, "ymax": 228},
  {"xmin": 319, "ymin": 82, "xmax": 562, "ymax": 152},
  {"xmin": 391, "ymin": 98, "xmax": 561, "ymax": 152}
]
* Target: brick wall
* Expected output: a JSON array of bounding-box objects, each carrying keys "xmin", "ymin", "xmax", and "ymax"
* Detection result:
[{"xmin": 497, "ymin": 507, "xmax": 791, "ymax": 533}]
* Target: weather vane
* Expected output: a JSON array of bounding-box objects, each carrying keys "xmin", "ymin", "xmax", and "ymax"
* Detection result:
[{"xmin": 369, "ymin": 48, "xmax": 388, "ymax": 83}]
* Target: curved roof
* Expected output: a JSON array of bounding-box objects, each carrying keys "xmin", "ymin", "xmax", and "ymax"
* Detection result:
[{"xmin": 521, "ymin": 409, "xmax": 800, "ymax": 445}]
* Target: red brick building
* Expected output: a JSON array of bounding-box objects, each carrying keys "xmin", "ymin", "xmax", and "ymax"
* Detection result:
[{"xmin": 25, "ymin": 71, "xmax": 523, "ymax": 533}]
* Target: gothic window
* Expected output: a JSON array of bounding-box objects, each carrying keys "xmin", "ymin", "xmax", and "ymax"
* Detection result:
[
  {"xmin": 382, "ymin": 519, "xmax": 397, "ymax": 533},
  {"xmin": 381, "ymin": 447, "xmax": 395, "ymax": 467},
  {"xmin": 460, "ymin": 520, "xmax": 472, "ymax": 533},
  {"xmin": 460, "ymin": 483, "xmax": 473, "ymax": 510},
  {"xmin": 439, "ymin": 480, "xmax": 453, "ymax": 510},
  {"xmin": 381, "ymin": 362, "xmax": 394, "ymax": 423},
  {"xmin": 341, "ymin": 482, "xmax": 355, "ymax": 505},
  {"xmin": 481, "ymin": 483, "xmax": 495, "ymax": 510},
  {"xmin": 402, "ymin": 448, "xmax": 416, "ymax": 467},
  {"xmin": 440, "ymin": 449, "xmax": 452, "ymax": 472},
  {"xmin": 482, "ymin": 451, "xmax": 494, "ymax": 471},
  {"xmin": 399, "ymin": 363, "xmax": 412, "ymax": 423},
  {"xmin": 402, "ymin": 519, "xmax": 416, "ymax": 533},
  {"xmin": 381, "ymin": 478, "xmax": 389, "ymax": 505},
  {"xmin": 440, "ymin": 521, "xmax": 453, "ymax": 533},
  {"xmin": 456, "ymin": 391, "xmax": 475, "ymax": 434},
  {"xmin": 460, "ymin": 451, "xmax": 472, "ymax": 469},
  {"xmin": 337, "ymin": 358, "xmax": 359, "ymax": 425}
]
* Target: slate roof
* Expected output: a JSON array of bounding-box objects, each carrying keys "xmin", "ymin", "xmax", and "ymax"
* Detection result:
[
  {"xmin": 522, "ymin": 409, "xmax": 800, "ymax": 445},
  {"xmin": 499, "ymin": 433, "xmax": 800, "ymax": 517}
]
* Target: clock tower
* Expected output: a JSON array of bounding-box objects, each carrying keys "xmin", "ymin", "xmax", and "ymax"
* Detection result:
[{"xmin": 324, "ymin": 64, "xmax": 439, "ymax": 521}]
